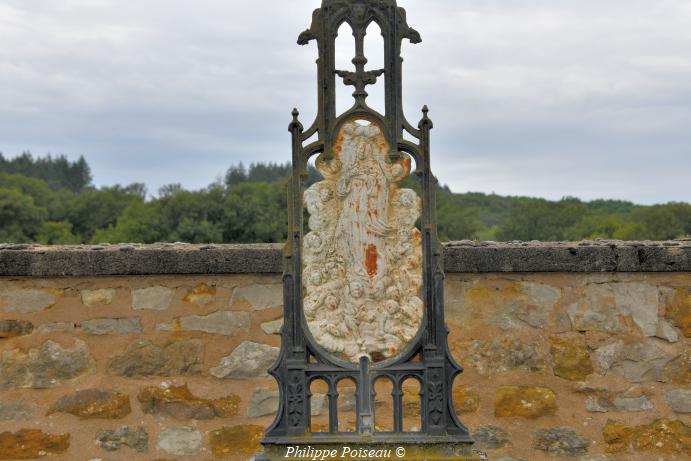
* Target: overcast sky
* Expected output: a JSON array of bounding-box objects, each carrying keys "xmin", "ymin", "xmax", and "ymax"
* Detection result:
[{"xmin": 1, "ymin": 0, "xmax": 690, "ymax": 204}]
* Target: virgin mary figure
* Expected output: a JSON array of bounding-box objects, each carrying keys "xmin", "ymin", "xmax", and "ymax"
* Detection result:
[{"xmin": 335, "ymin": 126, "xmax": 392, "ymax": 283}]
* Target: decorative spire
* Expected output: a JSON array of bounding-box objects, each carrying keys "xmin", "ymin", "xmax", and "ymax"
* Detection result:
[
  {"xmin": 419, "ymin": 104, "xmax": 433, "ymax": 130},
  {"xmin": 288, "ymin": 108, "xmax": 303, "ymax": 132}
]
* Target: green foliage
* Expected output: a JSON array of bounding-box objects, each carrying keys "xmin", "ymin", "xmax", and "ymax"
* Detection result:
[
  {"xmin": 65, "ymin": 186, "xmax": 143, "ymax": 241},
  {"xmin": 436, "ymin": 187, "xmax": 484, "ymax": 240},
  {"xmin": 495, "ymin": 198, "xmax": 589, "ymax": 241},
  {"xmin": 0, "ymin": 152, "xmax": 92, "ymax": 192},
  {"xmin": 223, "ymin": 182, "xmax": 288, "ymax": 243},
  {"xmin": 453, "ymin": 191, "xmax": 541, "ymax": 228},
  {"xmin": 225, "ymin": 161, "xmax": 322, "ymax": 189},
  {"xmin": 225, "ymin": 162, "xmax": 292, "ymax": 188},
  {"xmin": 0, "ymin": 188, "xmax": 47, "ymax": 242},
  {"xmin": 157, "ymin": 185, "xmax": 226, "ymax": 243},
  {"xmin": 36, "ymin": 221, "xmax": 80, "ymax": 245},
  {"xmin": 626, "ymin": 204, "xmax": 691, "ymax": 240},
  {"xmin": 564, "ymin": 213, "xmax": 624, "ymax": 240},
  {"xmin": 93, "ymin": 201, "xmax": 163, "ymax": 244},
  {"xmin": 1, "ymin": 158, "xmax": 689, "ymax": 244},
  {"xmin": 586, "ymin": 199, "xmax": 637, "ymax": 215}
]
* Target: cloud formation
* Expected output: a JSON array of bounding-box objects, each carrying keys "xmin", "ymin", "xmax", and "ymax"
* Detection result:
[{"xmin": 1, "ymin": 0, "xmax": 689, "ymax": 204}]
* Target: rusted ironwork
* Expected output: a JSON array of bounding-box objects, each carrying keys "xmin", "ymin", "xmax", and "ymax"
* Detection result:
[{"xmin": 257, "ymin": 0, "xmax": 474, "ymax": 457}]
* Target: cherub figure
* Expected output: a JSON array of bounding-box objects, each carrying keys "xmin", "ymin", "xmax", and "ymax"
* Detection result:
[
  {"xmin": 304, "ymin": 182, "xmax": 336, "ymax": 233},
  {"xmin": 380, "ymin": 299, "xmax": 401, "ymax": 333},
  {"xmin": 304, "ymin": 232, "xmax": 328, "ymax": 266},
  {"xmin": 391, "ymin": 188, "xmax": 420, "ymax": 229}
]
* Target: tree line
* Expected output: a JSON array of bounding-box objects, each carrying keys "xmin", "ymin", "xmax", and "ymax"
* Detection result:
[{"xmin": 0, "ymin": 153, "xmax": 689, "ymax": 244}]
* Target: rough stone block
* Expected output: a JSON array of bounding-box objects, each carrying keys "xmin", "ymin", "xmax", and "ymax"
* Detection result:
[
  {"xmin": 156, "ymin": 310, "xmax": 249, "ymax": 336},
  {"xmin": 95, "ymin": 426, "xmax": 148, "ymax": 452},
  {"xmin": 666, "ymin": 389, "xmax": 691, "ymax": 413},
  {"xmin": 550, "ymin": 334, "xmax": 594, "ymax": 381},
  {"xmin": 81, "ymin": 317, "xmax": 142, "ymax": 335},
  {"xmin": 582, "ymin": 388, "xmax": 654, "ymax": 413},
  {"xmin": 35, "ymin": 322, "xmax": 75, "ymax": 334},
  {"xmin": 602, "ymin": 418, "xmax": 690, "ymax": 454},
  {"xmin": 567, "ymin": 284, "xmax": 628, "ymax": 333},
  {"xmin": 533, "ymin": 427, "xmax": 589, "ymax": 457},
  {"xmin": 461, "ymin": 338, "xmax": 544, "ymax": 376},
  {"xmin": 230, "ymin": 283, "xmax": 283, "ymax": 310},
  {"xmin": 656, "ymin": 319, "xmax": 680, "ymax": 343},
  {"xmin": 138, "ymin": 384, "xmax": 240, "ymax": 419},
  {"xmin": 447, "ymin": 280, "xmax": 560, "ymax": 330},
  {"xmin": 0, "ymin": 429, "xmax": 69, "ymax": 459},
  {"xmin": 0, "ymin": 339, "xmax": 93, "ymax": 389},
  {"xmin": 471, "ymin": 425, "xmax": 511, "ymax": 449},
  {"xmin": 594, "ymin": 338, "xmax": 684, "ymax": 383},
  {"xmin": 0, "ymin": 401, "xmax": 34, "ymax": 420},
  {"xmin": 132, "ymin": 286, "xmax": 172, "ymax": 310},
  {"xmin": 0, "ymin": 289, "xmax": 56, "ymax": 313},
  {"xmin": 494, "ymin": 386, "xmax": 557, "ymax": 418},
  {"xmin": 665, "ymin": 288, "xmax": 691, "ymax": 337},
  {"xmin": 568, "ymin": 282, "xmax": 676, "ymax": 338},
  {"xmin": 210, "ymin": 341, "xmax": 279, "ymax": 379},
  {"xmin": 107, "ymin": 339, "xmax": 203, "ymax": 378},
  {"xmin": 48, "ymin": 389, "xmax": 131, "ymax": 419},
  {"xmin": 453, "ymin": 386, "xmax": 480, "ymax": 414},
  {"xmin": 157, "ymin": 427, "xmax": 202, "ymax": 455},
  {"xmin": 612, "ymin": 396, "xmax": 654, "ymax": 412},
  {"xmin": 0, "ymin": 320, "xmax": 33, "ymax": 338},
  {"xmin": 247, "ymin": 389, "xmax": 280, "ymax": 418},
  {"xmin": 261, "ymin": 318, "xmax": 283, "ymax": 335},
  {"xmin": 612, "ymin": 282, "xmax": 659, "ymax": 336},
  {"xmin": 81, "ymin": 289, "xmax": 116, "ymax": 306},
  {"xmin": 209, "ymin": 425, "xmax": 264, "ymax": 458},
  {"xmin": 516, "ymin": 282, "xmax": 561, "ymax": 328}
]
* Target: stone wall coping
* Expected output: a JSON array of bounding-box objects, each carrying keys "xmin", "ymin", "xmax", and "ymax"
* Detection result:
[{"xmin": 0, "ymin": 240, "xmax": 689, "ymax": 276}]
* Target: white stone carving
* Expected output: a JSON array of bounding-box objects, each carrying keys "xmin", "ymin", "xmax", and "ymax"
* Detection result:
[{"xmin": 303, "ymin": 119, "xmax": 423, "ymax": 363}]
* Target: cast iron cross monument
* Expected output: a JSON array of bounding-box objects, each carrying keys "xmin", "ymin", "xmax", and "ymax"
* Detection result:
[{"xmin": 257, "ymin": 1, "xmax": 483, "ymax": 460}]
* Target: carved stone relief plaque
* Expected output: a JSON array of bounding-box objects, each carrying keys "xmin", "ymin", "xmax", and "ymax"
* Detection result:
[{"xmin": 303, "ymin": 119, "xmax": 423, "ymax": 363}]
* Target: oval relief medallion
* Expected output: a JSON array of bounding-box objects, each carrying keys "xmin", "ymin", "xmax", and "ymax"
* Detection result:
[{"xmin": 302, "ymin": 119, "xmax": 423, "ymax": 363}]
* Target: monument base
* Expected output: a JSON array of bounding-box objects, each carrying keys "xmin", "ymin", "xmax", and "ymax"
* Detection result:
[{"xmin": 256, "ymin": 438, "xmax": 487, "ymax": 461}]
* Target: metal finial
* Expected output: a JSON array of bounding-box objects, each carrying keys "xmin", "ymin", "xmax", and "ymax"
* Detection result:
[
  {"xmin": 288, "ymin": 108, "xmax": 303, "ymax": 132},
  {"xmin": 419, "ymin": 105, "xmax": 433, "ymax": 130}
]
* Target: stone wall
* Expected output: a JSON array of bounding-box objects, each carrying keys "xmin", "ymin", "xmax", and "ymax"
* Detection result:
[{"xmin": 0, "ymin": 241, "xmax": 689, "ymax": 461}]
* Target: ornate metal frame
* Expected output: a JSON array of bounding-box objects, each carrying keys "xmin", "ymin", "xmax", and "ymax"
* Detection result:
[{"xmin": 262, "ymin": 0, "xmax": 471, "ymax": 447}]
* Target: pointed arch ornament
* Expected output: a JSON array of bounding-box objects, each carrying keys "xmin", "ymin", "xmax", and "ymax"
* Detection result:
[{"xmin": 257, "ymin": 1, "xmax": 483, "ymax": 459}]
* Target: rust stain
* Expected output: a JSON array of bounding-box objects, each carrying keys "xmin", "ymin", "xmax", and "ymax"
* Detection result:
[
  {"xmin": 402, "ymin": 156, "xmax": 412, "ymax": 172},
  {"xmin": 365, "ymin": 244, "xmax": 378, "ymax": 278},
  {"xmin": 182, "ymin": 283, "xmax": 216, "ymax": 304}
]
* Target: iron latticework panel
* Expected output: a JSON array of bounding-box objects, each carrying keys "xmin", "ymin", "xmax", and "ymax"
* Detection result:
[{"xmin": 259, "ymin": 0, "xmax": 474, "ymax": 452}]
